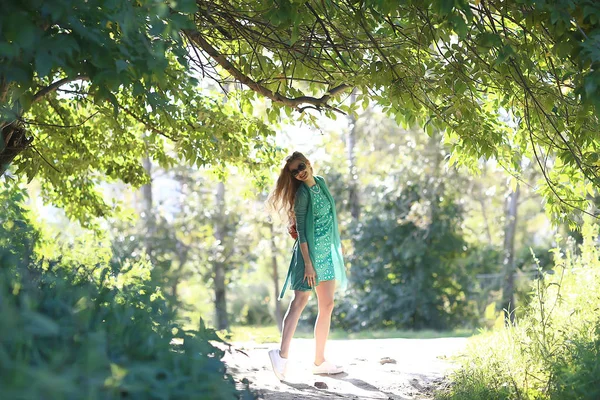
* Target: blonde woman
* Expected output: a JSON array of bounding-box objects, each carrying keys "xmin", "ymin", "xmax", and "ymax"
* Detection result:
[{"xmin": 267, "ymin": 151, "xmax": 347, "ymax": 380}]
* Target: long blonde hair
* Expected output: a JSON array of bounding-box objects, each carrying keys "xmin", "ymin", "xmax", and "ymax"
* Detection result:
[{"xmin": 268, "ymin": 151, "xmax": 310, "ymax": 222}]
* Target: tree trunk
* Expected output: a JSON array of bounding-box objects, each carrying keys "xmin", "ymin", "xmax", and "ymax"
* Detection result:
[
  {"xmin": 268, "ymin": 221, "xmax": 283, "ymax": 332},
  {"xmin": 346, "ymin": 91, "xmax": 360, "ymax": 221},
  {"xmin": 1, "ymin": 121, "xmax": 31, "ymax": 176},
  {"xmin": 476, "ymin": 165, "xmax": 494, "ymax": 246},
  {"xmin": 171, "ymin": 242, "xmax": 190, "ymax": 307},
  {"xmin": 141, "ymin": 155, "xmax": 155, "ymax": 261},
  {"xmin": 478, "ymin": 196, "xmax": 494, "ymax": 246},
  {"xmin": 501, "ymin": 184, "xmax": 520, "ymax": 325},
  {"xmin": 213, "ymin": 181, "xmax": 229, "ymax": 330}
]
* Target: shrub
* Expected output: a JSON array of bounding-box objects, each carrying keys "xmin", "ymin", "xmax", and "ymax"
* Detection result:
[
  {"xmin": 335, "ymin": 182, "xmax": 477, "ymax": 331},
  {"xmin": 440, "ymin": 223, "xmax": 600, "ymax": 400},
  {"xmin": 0, "ymin": 183, "xmax": 253, "ymax": 399}
]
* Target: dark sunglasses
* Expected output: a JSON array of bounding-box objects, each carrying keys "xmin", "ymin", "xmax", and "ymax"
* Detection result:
[{"xmin": 290, "ymin": 162, "xmax": 307, "ymax": 177}]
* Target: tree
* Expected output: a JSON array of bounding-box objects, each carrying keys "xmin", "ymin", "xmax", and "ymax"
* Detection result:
[
  {"xmin": 212, "ymin": 181, "xmax": 228, "ymax": 330},
  {"xmin": 267, "ymin": 220, "xmax": 284, "ymax": 332},
  {"xmin": 185, "ymin": 0, "xmax": 600, "ymax": 221},
  {"xmin": 1, "ymin": 0, "xmax": 279, "ymax": 227},
  {"xmin": 340, "ymin": 155, "xmax": 476, "ymax": 329},
  {"xmin": 501, "ymin": 183, "xmax": 520, "ymax": 324},
  {"xmin": 4, "ymin": 0, "xmax": 600, "ymax": 224},
  {"xmin": 346, "ymin": 91, "xmax": 361, "ymax": 222}
]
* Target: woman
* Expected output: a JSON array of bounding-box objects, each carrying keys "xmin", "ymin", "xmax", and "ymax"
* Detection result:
[{"xmin": 267, "ymin": 151, "xmax": 348, "ymax": 381}]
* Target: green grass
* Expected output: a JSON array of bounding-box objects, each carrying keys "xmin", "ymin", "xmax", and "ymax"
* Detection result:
[{"xmin": 219, "ymin": 325, "xmax": 475, "ymax": 343}]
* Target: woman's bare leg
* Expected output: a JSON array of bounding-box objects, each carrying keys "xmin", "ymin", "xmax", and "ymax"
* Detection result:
[
  {"xmin": 313, "ymin": 280, "xmax": 336, "ymax": 365},
  {"xmin": 280, "ymin": 290, "xmax": 310, "ymax": 358}
]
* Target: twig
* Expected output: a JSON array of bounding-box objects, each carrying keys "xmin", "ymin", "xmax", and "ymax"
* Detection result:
[{"xmin": 19, "ymin": 111, "xmax": 99, "ymax": 129}]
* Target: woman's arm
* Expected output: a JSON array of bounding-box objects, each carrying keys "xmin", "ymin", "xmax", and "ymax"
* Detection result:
[
  {"xmin": 299, "ymin": 241, "xmax": 316, "ymax": 287},
  {"xmin": 299, "ymin": 242, "xmax": 312, "ymax": 267},
  {"xmin": 294, "ymin": 190, "xmax": 316, "ymax": 286},
  {"xmin": 294, "ymin": 190, "xmax": 309, "ymax": 244}
]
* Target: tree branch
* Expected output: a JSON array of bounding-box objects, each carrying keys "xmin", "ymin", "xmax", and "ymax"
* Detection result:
[
  {"xmin": 118, "ymin": 102, "xmax": 177, "ymax": 142},
  {"xmin": 19, "ymin": 111, "xmax": 99, "ymax": 129},
  {"xmin": 30, "ymin": 144, "xmax": 61, "ymax": 174},
  {"xmin": 183, "ymin": 29, "xmax": 351, "ymax": 111},
  {"xmin": 32, "ymin": 76, "xmax": 89, "ymax": 104},
  {"xmin": 305, "ymin": 2, "xmax": 351, "ymax": 70}
]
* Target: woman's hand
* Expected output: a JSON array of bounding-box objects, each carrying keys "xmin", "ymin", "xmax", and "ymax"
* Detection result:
[
  {"xmin": 288, "ymin": 223, "xmax": 298, "ymax": 240},
  {"xmin": 304, "ymin": 263, "xmax": 317, "ymax": 287}
]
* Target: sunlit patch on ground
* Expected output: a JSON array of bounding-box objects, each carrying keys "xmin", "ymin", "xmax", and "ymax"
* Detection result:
[{"xmin": 223, "ymin": 337, "xmax": 468, "ymax": 399}]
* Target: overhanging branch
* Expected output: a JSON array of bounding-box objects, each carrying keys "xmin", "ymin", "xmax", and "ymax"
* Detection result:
[
  {"xmin": 32, "ymin": 76, "xmax": 89, "ymax": 104},
  {"xmin": 182, "ymin": 29, "xmax": 351, "ymax": 111}
]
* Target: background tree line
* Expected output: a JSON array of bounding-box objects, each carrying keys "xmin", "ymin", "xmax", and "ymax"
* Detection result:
[{"xmin": 2, "ymin": 0, "xmax": 600, "ymax": 398}]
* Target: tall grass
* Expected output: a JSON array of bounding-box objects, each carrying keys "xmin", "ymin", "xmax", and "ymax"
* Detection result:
[{"xmin": 440, "ymin": 223, "xmax": 600, "ymax": 400}]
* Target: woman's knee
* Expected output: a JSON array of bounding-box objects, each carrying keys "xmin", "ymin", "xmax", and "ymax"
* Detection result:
[
  {"xmin": 291, "ymin": 292, "xmax": 310, "ymax": 309},
  {"xmin": 318, "ymin": 297, "xmax": 334, "ymax": 313}
]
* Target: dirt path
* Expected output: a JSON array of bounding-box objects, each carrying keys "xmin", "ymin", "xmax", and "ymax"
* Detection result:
[{"xmin": 224, "ymin": 337, "xmax": 468, "ymax": 399}]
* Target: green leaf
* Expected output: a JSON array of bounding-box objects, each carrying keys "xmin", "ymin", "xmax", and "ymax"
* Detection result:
[
  {"xmin": 132, "ymin": 81, "xmax": 144, "ymax": 97},
  {"xmin": 25, "ymin": 312, "xmax": 60, "ymax": 336},
  {"xmin": 449, "ymin": 15, "xmax": 468, "ymax": 38},
  {"xmin": 478, "ymin": 32, "xmax": 502, "ymax": 48},
  {"xmin": 35, "ymin": 51, "xmax": 53, "ymax": 77},
  {"xmin": 495, "ymin": 45, "xmax": 515, "ymax": 65},
  {"xmin": 584, "ymin": 75, "xmax": 597, "ymax": 96},
  {"xmin": 106, "ymin": 91, "xmax": 120, "ymax": 118},
  {"xmin": 116, "ymin": 60, "xmax": 129, "ymax": 74}
]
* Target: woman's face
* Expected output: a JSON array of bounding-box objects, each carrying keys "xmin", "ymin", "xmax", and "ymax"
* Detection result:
[{"xmin": 288, "ymin": 158, "xmax": 311, "ymax": 182}]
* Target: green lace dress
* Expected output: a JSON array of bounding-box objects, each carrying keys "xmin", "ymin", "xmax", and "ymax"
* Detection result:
[{"xmin": 309, "ymin": 184, "xmax": 335, "ymax": 282}]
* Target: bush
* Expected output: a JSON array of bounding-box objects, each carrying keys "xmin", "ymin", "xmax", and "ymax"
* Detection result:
[
  {"xmin": 229, "ymin": 284, "xmax": 275, "ymax": 326},
  {"xmin": 335, "ymin": 181, "xmax": 477, "ymax": 331},
  {"xmin": 439, "ymin": 223, "xmax": 600, "ymax": 400},
  {"xmin": 0, "ymin": 183, "xmax": 253, "ymax": 399}
]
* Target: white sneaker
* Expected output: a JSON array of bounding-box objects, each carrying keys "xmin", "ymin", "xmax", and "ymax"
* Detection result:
[
  {"xmin": 268, "ymin": 349, "xmax": 288, "ymax": 381},
  {"xmin": 312, "ymin": 360, "xmax": 344, "ymax": 375}
]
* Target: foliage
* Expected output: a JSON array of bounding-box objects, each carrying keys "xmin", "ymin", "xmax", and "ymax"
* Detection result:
[
  {"xmin": 337, "ymin": 180, "xmax": 476, "ymax": 330},
  {"xmin": 0, "ymin": 180, "xmax": 39, "ymax": 264},
  {"xmin": 1, "ymin": 0, "xmax": 280, "ymax": 227},
  {"xmin": 440, "ymin": 222, "xmax": 600, "ymax": 400},
  {"xmin": 329, "ymin": 136, "xmax": 479, "ymax": 330},
  {"xmin": 0, "ymin": 184, "xmax": 253, "ymax": 399},
  {"xmin": 185, "ymin": 0, "xmax": 600, "ymax": 222},
  {"xmin": 3, "ymin": 1, "xmax": 600, "ymax": 223},
  {"xmin": 229, "ymin": 285, "xmax": 274, "ymax": 326}
]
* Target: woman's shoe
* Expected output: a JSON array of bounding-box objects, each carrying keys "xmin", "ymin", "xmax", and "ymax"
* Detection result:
[
  {"xmin": 312, "ymin": 360, "xmax": 344, "ymax": 375},
  {"xmin": 268, "ymin": 349, "xmax": 288, "ymax": 380}
]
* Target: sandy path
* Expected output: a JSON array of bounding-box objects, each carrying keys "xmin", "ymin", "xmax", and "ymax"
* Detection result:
[{"xmin": 224, "ymin": 337, "xmax": 468, "ymax": 399}]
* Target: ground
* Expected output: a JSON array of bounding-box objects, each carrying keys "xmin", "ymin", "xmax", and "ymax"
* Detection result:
[{"xmin": 224, "ymin": 337, "xmax": 468, "ymax": 399}]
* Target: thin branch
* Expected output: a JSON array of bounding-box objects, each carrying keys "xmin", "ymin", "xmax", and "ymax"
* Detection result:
[
  {"xmin": 32, "ymin": 76, "xmax": 89, "ymax": 104},
  {"xmin": 19, "ymin": 111, "xmax": 99, "ymax": 129},
  {"xmin": 30, "ymin": 144, "xmax": 61, "ymax": 174},
  {"xmin": 118, "ymin": 103, "xmax": 177, "ymax": 142},
  {"xmin": 305, "ymin": 2, "xmax": 351, "ymax": 70}
]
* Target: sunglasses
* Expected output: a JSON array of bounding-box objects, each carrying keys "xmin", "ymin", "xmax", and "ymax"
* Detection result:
[{"xmin": 290, "ymin": 162, "xmax": 307, "ymax": 177}]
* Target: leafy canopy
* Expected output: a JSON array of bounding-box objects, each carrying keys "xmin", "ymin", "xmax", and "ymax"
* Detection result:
[
  {"xmin": 0, "ymin": 0, "xmax": 280, "ymax": 226},
  {"xmin": 2, "ymin": 0, "xmax": 600, "ymax": 222},
  {"xmin": 187, "ymin": 0, "xmax": 600, "ymax": 221}
]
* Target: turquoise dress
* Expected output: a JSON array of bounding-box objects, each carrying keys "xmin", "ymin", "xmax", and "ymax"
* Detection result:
[{"xmin": 278, "ymin": 176, "xmax": 347, "ymax": 299}]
